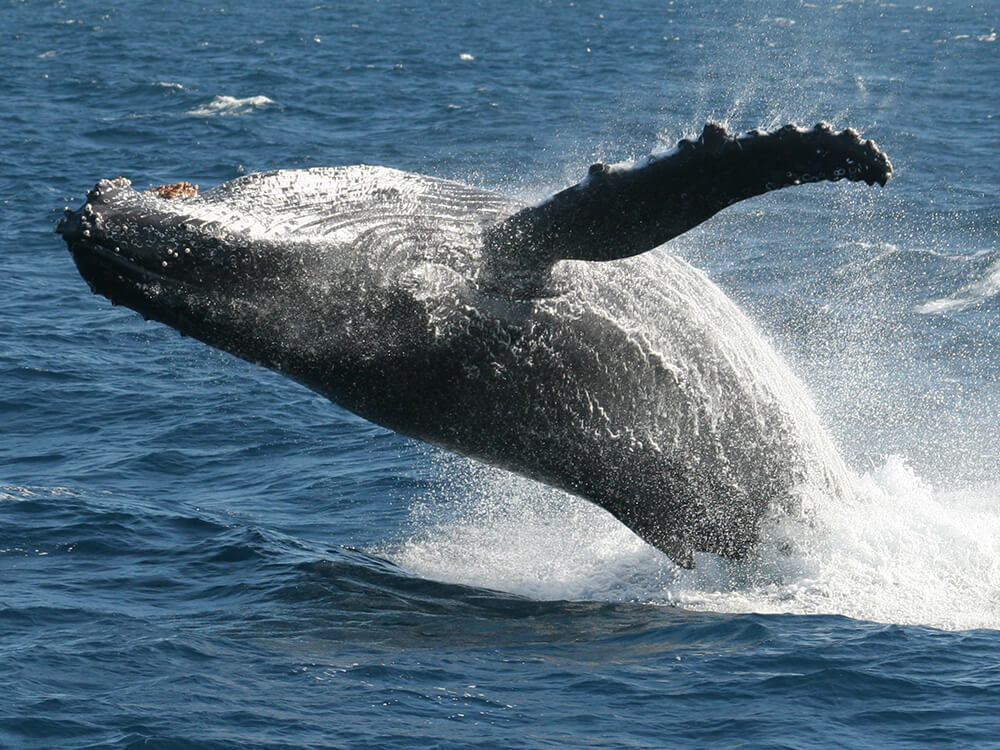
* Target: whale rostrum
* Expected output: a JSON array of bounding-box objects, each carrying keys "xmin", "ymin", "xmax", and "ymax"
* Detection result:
[{"xmin": 58, "ymin": 122, "xmax": 892, "ymax": 568}]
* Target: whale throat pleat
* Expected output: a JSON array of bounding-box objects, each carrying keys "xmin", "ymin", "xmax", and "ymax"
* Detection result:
[{"xmin": 196, "ymin": 165, "xmax": 517, "ymax": 245}]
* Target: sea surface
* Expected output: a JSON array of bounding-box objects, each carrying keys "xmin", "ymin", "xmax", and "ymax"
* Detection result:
[{"xmin": 3, "ymin": 0, "xmax": 999, "ymax": 747}]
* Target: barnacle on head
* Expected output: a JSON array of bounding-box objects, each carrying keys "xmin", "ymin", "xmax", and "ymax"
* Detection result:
[{"xmin": 146, "ymin": 181, "xmax": 199, "ymax": 199}]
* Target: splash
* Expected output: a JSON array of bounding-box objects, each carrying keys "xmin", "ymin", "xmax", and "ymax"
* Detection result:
[
  {"xmin": 385, "ymin": 454, "xmax": 1000, "ymax": 631},
  {"xmin": 384, "ymin": 456, "xmax": 677, "ymax": 602},
  {"xmin": 675, "ymin": 456, "xmax": 1000, "ymax": 631}
]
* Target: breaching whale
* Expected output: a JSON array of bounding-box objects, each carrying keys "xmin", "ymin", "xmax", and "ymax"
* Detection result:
[{"xmin": 57, "ymin": 122, "xmax": 892, "ymax": 567}]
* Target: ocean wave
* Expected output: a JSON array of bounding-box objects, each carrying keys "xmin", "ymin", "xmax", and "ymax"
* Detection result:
[
  {"xmin": 917, "ymin": 258, "xmax": 1000, "ymax": 314},
  {"xmin": 187, "ymin": 94, "xmax": 274, "ymax": 117},
  {"xmin": 832, "ymin": 240, "xmax": 992, "ymax": 271}
]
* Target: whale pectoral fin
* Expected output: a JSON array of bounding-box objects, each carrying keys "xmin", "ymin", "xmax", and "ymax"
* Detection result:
[{"xmin": 482, "ymin": 122, "xmax": 892, "ymax": 293}]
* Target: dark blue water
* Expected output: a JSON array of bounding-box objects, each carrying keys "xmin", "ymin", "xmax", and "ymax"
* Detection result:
[{"xmin": 3, "ymin": 1, "xmax": 1000, "ymax": 747}]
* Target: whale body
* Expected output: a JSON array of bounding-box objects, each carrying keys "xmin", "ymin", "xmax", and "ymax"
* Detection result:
[{"xmin": 58, "ymin": 122, "xmax": 892, "ymax": 567}]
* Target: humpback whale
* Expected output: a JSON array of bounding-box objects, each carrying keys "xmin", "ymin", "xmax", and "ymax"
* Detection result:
[{"xmin": 57, "ymin": 122, "xmax": 892, "ymax": 567}]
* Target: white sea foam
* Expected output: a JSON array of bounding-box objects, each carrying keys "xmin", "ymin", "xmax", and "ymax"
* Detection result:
[
  {"xmin": 187, "ymin": 95, "xmax": 274, "ymax": 117},
  {"xmin": 385, "ymin": 457, "xmax": 675, "ymax": 603},
  {"xmin": 917, "ymin": 258, "xmax": 1000, "ymax": 314},
  {"xmin": 386, "ymin": 454, "xmax": 1000, "ymax": 632}
]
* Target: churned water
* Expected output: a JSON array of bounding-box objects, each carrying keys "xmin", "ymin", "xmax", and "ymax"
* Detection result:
[{"xmin": 3, "ymin": 0, "xmax": 999, "ymax": 747}]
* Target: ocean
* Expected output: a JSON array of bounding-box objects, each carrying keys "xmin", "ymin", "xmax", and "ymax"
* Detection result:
[{"xmin": 3, "ymin": 0, "xmax": 999, "ymax": 747}]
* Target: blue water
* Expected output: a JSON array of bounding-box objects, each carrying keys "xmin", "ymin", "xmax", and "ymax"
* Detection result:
[{"xmin": 3, "ymin": 0, "xmax": 1000, "ymax": 747}]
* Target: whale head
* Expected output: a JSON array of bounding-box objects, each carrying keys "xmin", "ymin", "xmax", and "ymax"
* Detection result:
[{"xmin": 57, "ymin": 176, "xmax": 427, "ymax": 400}]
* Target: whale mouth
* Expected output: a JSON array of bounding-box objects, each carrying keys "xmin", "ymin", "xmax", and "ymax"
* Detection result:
[{"xmin": 60, "ymin": 219, "xmax": 165, "ymax": 287}]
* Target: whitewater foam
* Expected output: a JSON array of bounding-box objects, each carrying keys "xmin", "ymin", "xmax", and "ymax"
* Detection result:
[
  {"xmin": 918, "ymin": 258, "xmax": 1000, "ymax": 314},
  {"xmin": 385, "ymin": 457, "xmax": 676, "ymax": 602},
  {"xmin": 385, "ymin": 454, "xmax": 1000, "ymax": 632},
  {"xmin": 187, "ymin": 95, "xmax": 274, "ymax": 117}
]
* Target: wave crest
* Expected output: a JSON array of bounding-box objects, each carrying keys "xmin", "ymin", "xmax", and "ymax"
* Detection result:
[{"xmin": 187, "ymin": 95, "xmax": 274, "ymax": 117}]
